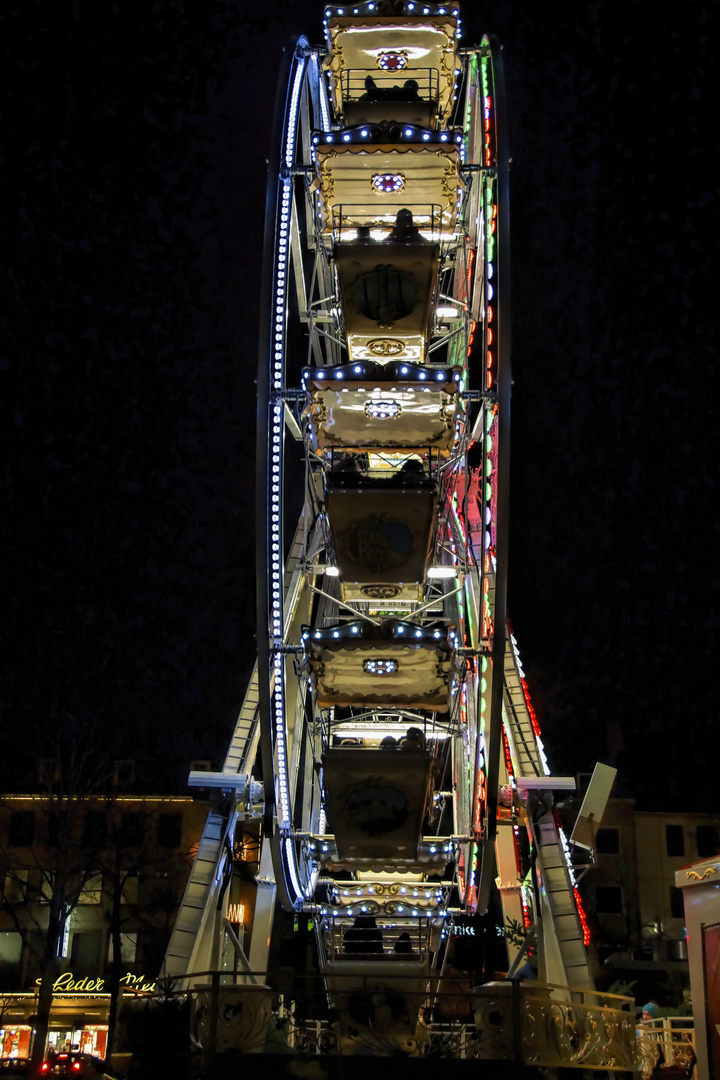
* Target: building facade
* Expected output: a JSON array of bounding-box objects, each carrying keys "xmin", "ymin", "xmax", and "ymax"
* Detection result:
[
  {"xmin": 577, "ymin": 798, "xmax": 719, "ymax": 996},
  {"xmin": 0, "ymin": 793, "xmax": 210, "ymax": 1059}
]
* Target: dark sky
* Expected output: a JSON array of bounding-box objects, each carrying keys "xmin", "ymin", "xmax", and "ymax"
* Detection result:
[{"xmin": 2, "ymin": 1, "xmax": 715, "ymax": 809}]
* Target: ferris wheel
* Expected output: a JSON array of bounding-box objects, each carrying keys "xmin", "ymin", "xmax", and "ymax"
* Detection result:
[
  {"xmin": 163, "ymin": 2, "xmax": 597, "ymax": 1025},
  {"xmin": 254, "ymin": 5, "xmax": 511, "ymax": 944}
]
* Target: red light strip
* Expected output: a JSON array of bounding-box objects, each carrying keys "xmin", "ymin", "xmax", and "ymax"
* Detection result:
[
  {"xmin": 574, "ymin": 887, "xmax": 591, "ymax": 946},
  {"xmin": 520, "ymin": 677, "xmax": 541, "ymax": 737}
]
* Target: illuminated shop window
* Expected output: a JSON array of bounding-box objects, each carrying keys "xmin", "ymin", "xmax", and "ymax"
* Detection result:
[{"xmin": 371, "ymin": 173, "xmax": 405, "ymax": 194}]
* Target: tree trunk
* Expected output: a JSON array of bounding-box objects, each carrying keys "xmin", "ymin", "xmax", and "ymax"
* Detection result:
[
  {"xmin": 106, "ymin": 880, "xmax": 124, "ymax": 1061},
  {"xmin": 30, "ymin": 893, "xmax": 64, "ymax": 1074},
  {"xmin": 31, "ymin": 963, "xmax": 56, "ymax": 1073}
]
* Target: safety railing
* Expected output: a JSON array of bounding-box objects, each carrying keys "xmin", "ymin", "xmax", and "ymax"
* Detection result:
[
  {"xmin": 330, "ymin": 203, "xmax": 447, "ymax": 242},
  {"xmin": 119, "ymin": 970, "xmax": 638, "ymax": 1069},
  {"xmin": 636, "ymin": 1016, "xmax": 696, "ymax": 1078},
  {"xmin": 340, "ymin": 67, "xmax": 440, "ymax": 108}
]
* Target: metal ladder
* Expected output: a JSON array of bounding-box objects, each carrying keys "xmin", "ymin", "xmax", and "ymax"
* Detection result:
[{"xmin": 502, "ymin": 637, "xmax": 594, "ymax": 989}]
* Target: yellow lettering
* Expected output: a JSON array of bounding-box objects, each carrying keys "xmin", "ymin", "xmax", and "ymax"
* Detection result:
[
  {"xmin": 44, "ymin": 972, "xmax": 107, "ymax": 993},
  {"xmin": 38, "ymin": 971, "xmax": 150, "ymax": 994}
]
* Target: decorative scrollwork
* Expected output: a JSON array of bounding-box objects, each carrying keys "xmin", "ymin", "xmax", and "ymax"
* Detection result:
[
  {"xmin": 686, "ymin": 865, "xmax": 717, "ymax": 880},
  {"xmin": 367, "ymin": 338, "xmax": 405, "ymax": 356}
]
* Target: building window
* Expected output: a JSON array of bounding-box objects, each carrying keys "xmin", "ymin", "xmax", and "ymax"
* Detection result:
[
  {"xmin": 596, "ymin": 828, "xmax": 620, "ymax": 855},
  {"xmin": 157, "ymin": 813, "xmax": 182, "ymax": 849},
  {"xmin": 121, "ymin": 813, "xmax": 147, "ymax": 847},
  {"xmin": 47, "ymin": 811, "xmax": 69, "ymax": 848},
  {"xmin": 669, "ymin": 887, "xmax": 685, "ymax": 919},
  {"xmin": 9, "ymin": 812, "xmax": 35, "ymax": 847},
  {"xmin": 122, "ymin": 875, "xmax": 139, "ymax": 905},
  {"xmin": 666, "ymin": 824, "xmax": 685, "ymax": 857},
  {"xmin": 78, "ymin": 874, "xmax": 103, "ymax": 905},
  {"xmin": 3, "ymin": 871, "xmax": 28, "ymax": 904},
  {"xmin": 83, "ymin": 811, "xmax": 108, "ymax": 849},
  {"xmin": 696, "ymin": 825, "xmax": 717, "ymax": 859},
  {"xmin": 108, "ymin": 932, "xmax": 137, "ymax": 964},
  {"xmin": 0, "ymin": 931, "xmax": 23, "ymax": 964},
  {"xmin": 595, "ymin": 886, "xmax": 624, "ymax": 914}
]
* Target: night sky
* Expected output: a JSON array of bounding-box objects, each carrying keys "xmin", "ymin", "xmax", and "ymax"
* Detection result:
[{"xmin": 2, "ymin": 2, "xmax": 715, "ymax": 810}]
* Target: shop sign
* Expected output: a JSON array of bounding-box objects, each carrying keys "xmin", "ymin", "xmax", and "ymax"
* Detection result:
[{"xmin": 36, "ymin": 973, "xmax": 158, "ymax": 994}]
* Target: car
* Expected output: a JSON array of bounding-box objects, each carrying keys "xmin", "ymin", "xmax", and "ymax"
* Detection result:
[
  {"xmin": 0, "ymin": 1057, "xmax": 31, "ymax": 1078},
  {"xmin": 39, "ymin": 1054, "xmax": 115, "ymax": 1078}
]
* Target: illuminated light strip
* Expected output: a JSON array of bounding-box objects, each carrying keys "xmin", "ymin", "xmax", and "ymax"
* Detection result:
[
  {"xmin": 315, "ymin": 54, "xmax": 331, "ymax": 131},
  {"xmin": 463, "ymin": 51, "xmax": 478, "ymax": 160},
  {"xmin": 285, "ymin": 837, "xmax": 305, "ymax": 901},
  {"xmin": 502, "ymin": 726, "xmax": 515, "ymax": 779},
  {"xmin": 512, "ymin": 823, "xmax": 523, "ymax": 879},
  {"xmin": 474, "ymin": 731, "xmax": 487, "ymax": 831},
  {"xmin": 480, "ymin": 54, "xmax": 493, "ymax": 168},
  {"xmin": 557, "ymin": 825, "xmax": 578, "ymax": 889},
  {"xmin": 269, "ymin": 51, "xmax": 310, "ymax": 906},
  {"xmin": 449, "ymin": 492, "xmax": 468, "ymax": 548},
  {"xmin": 509, "ymin": 636, "xmax": 551, "ymax": 775},
  {"xmin": 535, "ymin": 735, "xmax": 551, "ymax": 776},
  {"xmin": 509, "ymin": 633, "xmax": 525, "ymax": 678},
  {"xmin": 273, "ymin": 183, "xmax": 291, "ymax": 394},
  {"xmin": 274, "ymin": 653, "xmax": 290, "ymax": 826},
  {"xmin": 521, "ymin": 895, "xmax": 532, "ymax": 930},
  {"xmin": 285, "ymin": 57, "xmax": 307, "ymax": 168},
  {"xmin": 520, "ymin": 677, "xmax": 541, "ymax": 737},
  {"xmin": 574, "ymin": 887, "xmax": 592, "ymax": 946},
  {"xmin": 482, "ymin": 577, "xmax": 493, "ymax": 639},
  {"xmin": 484, "ymin": 183, "xmax": 496, "ymax": 390},
  {"xmin": 332, "ymin": 885, "xmax": 446, "ymax": 900}
]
